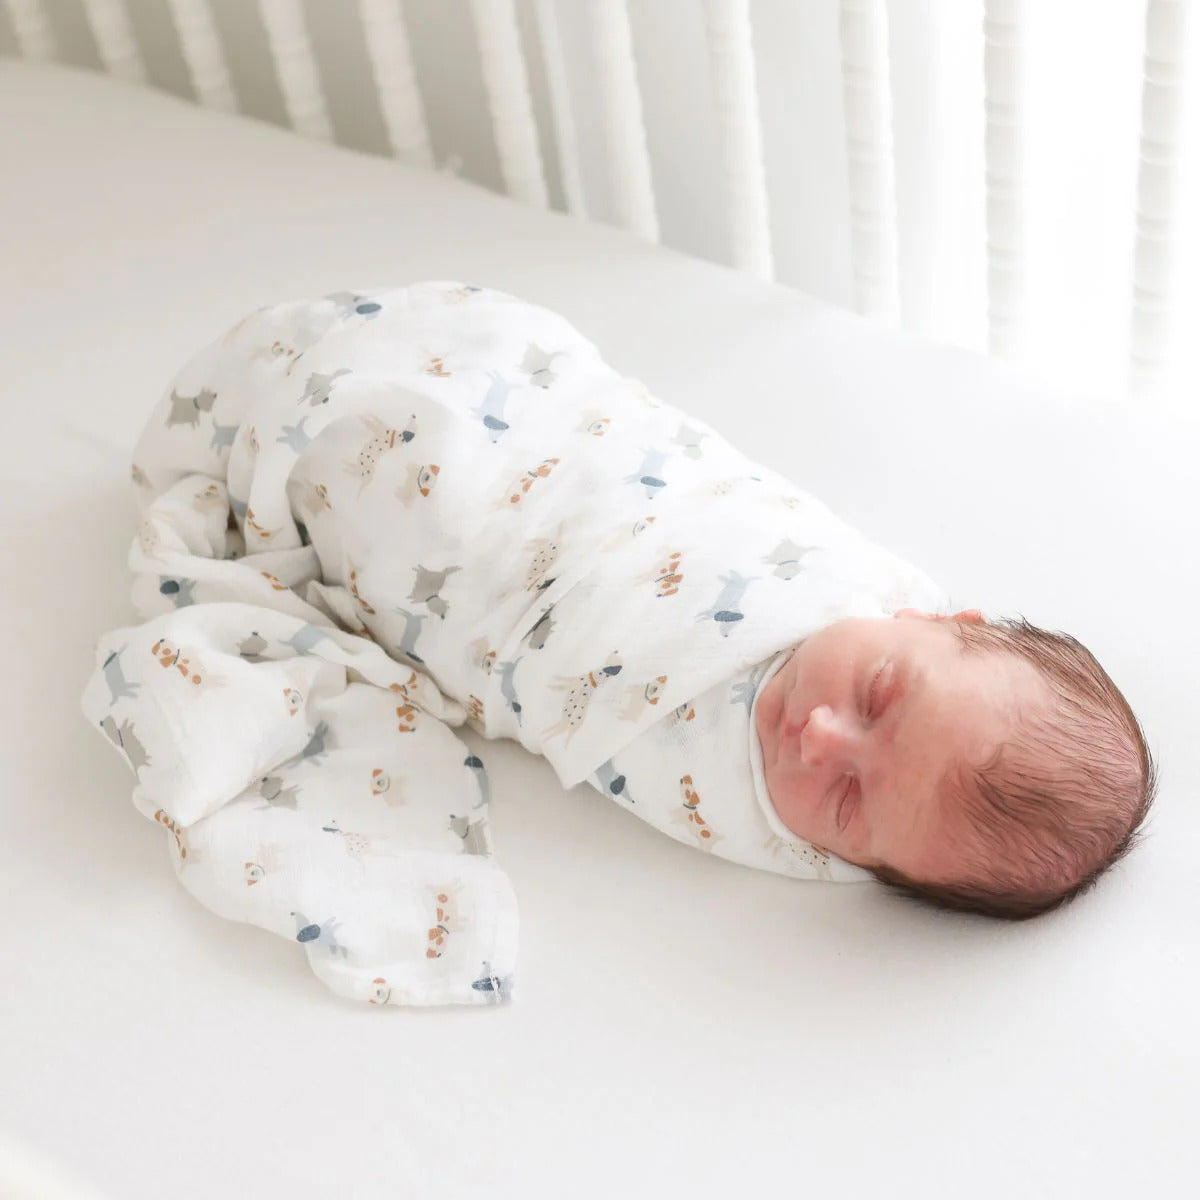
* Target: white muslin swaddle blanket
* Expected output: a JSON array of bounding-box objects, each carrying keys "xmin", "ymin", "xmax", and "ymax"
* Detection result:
[{"xmin": 81, "ymin": 282, "xmax": 946, "ymax": 1007}]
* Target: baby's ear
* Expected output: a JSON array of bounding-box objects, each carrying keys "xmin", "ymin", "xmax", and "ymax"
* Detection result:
[
  {"xmin": 893, "ymin": 607, "xmax": 985, "ymax": 623},
  {"xmin": 893, "ymin": 607, "xmax": 936, "ymax": 621},
  {"xmin": 948, "ymin": 608, "xmax": 986, "ymax": 624}
]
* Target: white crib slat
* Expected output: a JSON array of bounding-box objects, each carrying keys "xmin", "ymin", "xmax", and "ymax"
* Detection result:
[
  {"xmin": 532, "ymin": 0, "xmax": 588, "ymax": 218},
  {"xmin": 1131, "ymin": 0, "xmax": 1190, "ymax": 394},
  {"xmin": 356, "ymin": 0, "xmax": 433, "ymax": 169},
  {"xmin": 164, "ymin": 0, "xmax": 237, "ymax": 112},
  {"xmin": 589, "ymin": 0, "xmax": 660, "ymax": 243},
  {"xmin": 81, "ymin": 0, "xmax": 147, "ymax": 84},
  {"xmin": 703, "ymin": 0, "xmax": 773, "ymax": 280},
  {"xmin": 4, "ymin": 0, "xmax": 58, "ymax": 60},
  {"xmin": 468, "ymin": 0, "xmax": 549, "ymax": 208},
  {"xmin": 257, "ymin": 0, "xmax": 334, "ymax": 141},
  {"xmin": 983, "ymin": 0, "xmax": 1025, "ymax": 357},
  {"xmin": 838, "ymin": 0, "xmax": 901, "ymax": 325}
]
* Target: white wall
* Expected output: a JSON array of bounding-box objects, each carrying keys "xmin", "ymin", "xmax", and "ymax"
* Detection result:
[{"xmin": 4, "ymin": 0, "xmax": 1198, "ymax": 403}]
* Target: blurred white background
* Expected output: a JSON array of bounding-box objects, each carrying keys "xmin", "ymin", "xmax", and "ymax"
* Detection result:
[{"xmin": 3, "ymin": 0, "xmax": 1197, "ymax": 407}]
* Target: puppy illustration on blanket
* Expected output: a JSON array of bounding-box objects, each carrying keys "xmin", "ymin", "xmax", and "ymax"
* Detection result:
[{"xmin": 82, "ymin": 280, "xmax": 942, "ymax": 1008}]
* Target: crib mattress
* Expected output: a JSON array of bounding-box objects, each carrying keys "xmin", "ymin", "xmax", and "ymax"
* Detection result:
[{"xmin": 2, "ymin": 57, "xmax": 1197, "ymax": 1200}]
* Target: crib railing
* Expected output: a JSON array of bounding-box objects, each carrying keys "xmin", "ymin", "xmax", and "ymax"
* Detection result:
[{"xmin": 3, "ymin": 0, "xmax": 1193, "ymax": 399}]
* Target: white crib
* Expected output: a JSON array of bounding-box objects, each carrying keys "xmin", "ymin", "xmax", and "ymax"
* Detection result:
[
  {"xmin": 3, "ymin": 0, "xmax": 1195, "ymax": 397},
  {"xmin": 1, "ymin": 6, "xmax": 1198, "ymax": 1200}
]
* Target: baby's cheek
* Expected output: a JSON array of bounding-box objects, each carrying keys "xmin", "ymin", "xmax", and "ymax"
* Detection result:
[{"xmin": 843, "ymin": 818, "xmax": 878, "ymax": 865}]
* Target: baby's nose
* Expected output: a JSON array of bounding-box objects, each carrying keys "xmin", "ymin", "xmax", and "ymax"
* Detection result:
[{"xmin": 798, "ymin": 704, "xmax": 854, "ymax": 767}]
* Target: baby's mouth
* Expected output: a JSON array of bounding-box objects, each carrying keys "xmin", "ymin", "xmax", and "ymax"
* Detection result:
[
  {"xmin": 780, "ymin": 692, "xmax": 810, "ymax": 741},
  {"xmin": 774, "ymin": 707, "xmax": 810, "ymax": 769}
]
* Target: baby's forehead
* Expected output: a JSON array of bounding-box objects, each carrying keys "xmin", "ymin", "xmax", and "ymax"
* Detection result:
[
  {"xmin": 877, "ymin": 634, "xmax": 1069, "ymax": 886},
  {"xmin": 951, "ymin": 645, "xmax": 1052, "ymax": 740},
  {"xmin": 919, "ymin": 643, "xmax": 1046, "ymax": 794},
  {"xmin": 959, "ymin": 639, "xmax": 1054, "ymax": 707},
  {"xmin": 928, "ymin": 652, "xmax": 1059, "ymax": 822},
  {"xmin": 912, "ymin": 623, "xmax": 1044, "ymax": 693}
]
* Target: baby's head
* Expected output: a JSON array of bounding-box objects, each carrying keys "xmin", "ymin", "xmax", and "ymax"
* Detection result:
[{"xmin": 755, "ymin": 610, "xmax": 1156, "ymax": 919}]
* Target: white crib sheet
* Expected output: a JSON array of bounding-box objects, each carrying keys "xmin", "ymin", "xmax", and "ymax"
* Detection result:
[{"xmin": 2, "ymin": 57, "xmax": 1197, "ymax": 1200}]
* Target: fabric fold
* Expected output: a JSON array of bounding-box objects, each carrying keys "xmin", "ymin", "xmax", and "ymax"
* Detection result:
[{"xmin": 82, "ymin": 279, "xmax": 947, "ymax": 1008}]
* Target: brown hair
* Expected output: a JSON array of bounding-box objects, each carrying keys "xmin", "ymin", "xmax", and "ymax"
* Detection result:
[{"xmin": 870, "ymin": 616, "xmax": 1157, "ymax": 921}]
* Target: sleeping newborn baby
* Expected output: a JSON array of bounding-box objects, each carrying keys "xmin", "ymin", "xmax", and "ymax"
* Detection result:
[
  {"xmin": 753, "ymin": 608, "xmax": 1155, "ymax": 919},
  {"xmin": 82, "ymin": 281, "xmax": 1156, "ymax": 1007}
]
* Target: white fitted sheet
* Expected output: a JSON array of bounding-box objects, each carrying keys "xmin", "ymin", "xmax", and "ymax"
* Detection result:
[{"xmin": 2, "ymin": 57, "xmax": 1198, "ymax": 1200}]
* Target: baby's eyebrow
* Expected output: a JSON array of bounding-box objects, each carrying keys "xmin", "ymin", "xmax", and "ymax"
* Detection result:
[
  {"xmin": 891, "ymin": 659, "xmax": 917, "ymax": 727},
  {"xmin": 872, "ymin": 655, "xmax": 908, "ymax": 712},
  {"xmin": 864, "ymin": 660, "xmax": 917, "ymax": 811}
]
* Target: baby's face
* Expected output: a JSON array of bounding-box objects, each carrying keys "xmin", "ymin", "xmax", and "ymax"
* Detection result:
[{"xmin": 755, "ymin": 611, "xmax": 1043, "ymax": 887}]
